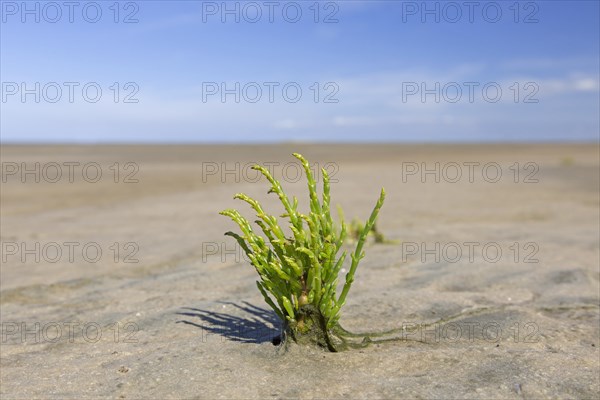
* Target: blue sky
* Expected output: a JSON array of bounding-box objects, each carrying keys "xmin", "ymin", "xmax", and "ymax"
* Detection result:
[{"xmin": 1, "ymin": 0, "xmax": 598, "ymax": 142}]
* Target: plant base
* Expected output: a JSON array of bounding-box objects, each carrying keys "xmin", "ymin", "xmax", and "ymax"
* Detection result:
[{"xmin": 282, "ymin": 305, "xmax": 376, "ymax": 352}]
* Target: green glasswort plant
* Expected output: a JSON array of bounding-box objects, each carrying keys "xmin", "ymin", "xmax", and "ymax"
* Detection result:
[
  {"xmin": 220, "ymin": 153, "xmax": 385, "ymax": 351},
  {"xmin": 347, "ymin": 219, "xmax": 387, "ymax": 244}
]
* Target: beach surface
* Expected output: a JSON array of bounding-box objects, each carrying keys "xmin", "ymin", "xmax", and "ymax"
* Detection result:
[{"xmin": 1, "ymin": 143, "xmax": 599, "ymax": 399}]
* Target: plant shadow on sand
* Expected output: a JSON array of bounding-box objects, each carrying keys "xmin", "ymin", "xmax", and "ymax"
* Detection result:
[{"xmin": 176, "ymin": 301, "xmax": 282, "ymax": 345}]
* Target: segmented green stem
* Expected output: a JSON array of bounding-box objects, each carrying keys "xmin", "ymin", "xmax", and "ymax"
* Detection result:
[{"xmin": 335, "ymin": 189, "xmax": 386, "ymax": 318}]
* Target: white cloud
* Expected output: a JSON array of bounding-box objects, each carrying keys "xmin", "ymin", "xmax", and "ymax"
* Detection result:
[
  {"xmin": 573, "ymin": 78, "xmax": 599, "ymax": 92},
  {"xmin": 273, "ymin": 119, "xmax": 298, "ymax": 130},
  {"xmin": 2, "ymin": 62, "xmax": 598, "ymax": 142}
]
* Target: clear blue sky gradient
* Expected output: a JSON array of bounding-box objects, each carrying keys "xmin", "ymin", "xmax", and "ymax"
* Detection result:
[{"xmin": 1, "ymin": 0, "xmax": 598, "ymax": 142}]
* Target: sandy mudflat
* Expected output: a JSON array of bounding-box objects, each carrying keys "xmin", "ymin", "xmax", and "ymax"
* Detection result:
[{"xmin": 0, "ymin": 143, "xmax": 598, "ymax": 399}]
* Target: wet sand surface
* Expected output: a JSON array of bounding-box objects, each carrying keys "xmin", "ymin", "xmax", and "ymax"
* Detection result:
[{"xmin": 1, "ymin": 143, "xmax": 598, "ymax": 399}]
